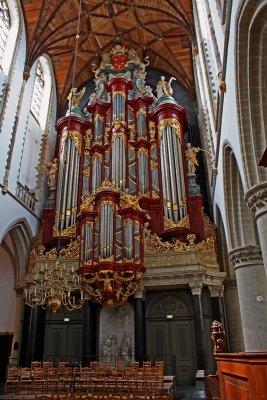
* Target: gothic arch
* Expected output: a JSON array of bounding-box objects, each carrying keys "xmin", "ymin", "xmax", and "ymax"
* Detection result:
[
  {"xmin": 0, "ymin": 0, "xmax": 20, "ymax": 74},
  {"xmin": 0, "ymin": 219, "xmax": 32, "ymax": 331},
  {"xmin": 215, "ymin": 206, "xmax": 232, "ymax": 276},
  {"xmin": 223, "ymin": 143, "xmax": 258, "ymax": 250},
  {"xmin": 236, "ymin": 0, "xmax": 267, "ymax": 189}
]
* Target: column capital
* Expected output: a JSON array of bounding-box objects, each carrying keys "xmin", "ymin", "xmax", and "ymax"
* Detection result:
[
  {"xmin": 208, "ymin": 284, "xmax": 224, "ymax": 298},
  {"xmin": 245, "ymin": 182, "xmax": 267, "ymax": 219},
  {"xmin": 189, "ymin": 282, "xmax": 203, "ymax": 296},
  {"xmin": 134, "ymin": 289, "xmax": 145, "ymax": 300},
  {"xmin": 229, "ymin": 245, "xmax": 263, "ymax": 270}
]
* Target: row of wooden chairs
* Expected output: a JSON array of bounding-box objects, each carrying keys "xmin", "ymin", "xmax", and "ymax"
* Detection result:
[{"xmin": 4, "ymin": 361, "xmax": 166, "ymax": 395}]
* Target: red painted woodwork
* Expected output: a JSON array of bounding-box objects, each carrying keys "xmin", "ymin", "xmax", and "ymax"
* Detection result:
[
  {"xmin": 188, "ymin": 195, "xmax": 205, "ymax": 239},
  {"xmin": 42, "ymin": 209, "xmax": 55, "ymax": 245},
  {"xmin": 215, "ymin": 352, "xmax": 267, "ymax": 400},
  {"xmin": 56, "ymin": 115, "xmax": 90, "ymax": 135}
]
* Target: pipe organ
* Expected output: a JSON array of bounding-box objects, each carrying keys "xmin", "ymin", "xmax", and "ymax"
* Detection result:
[{"xmin": 43, "ymin": 45, "xmax": 205, "ymax": 307}]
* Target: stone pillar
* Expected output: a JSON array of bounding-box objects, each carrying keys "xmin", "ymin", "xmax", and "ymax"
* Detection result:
[
  {"xmin": 229, "ymin": 245, "xmax": 267, "ymax": 351},
  {"xmin": 246, "ymin": 183, "xmax": 267, "ymax": 278},
  {"xmin": 208, "ymin": 285, "xmax": 223, "ymax": 322},
  {"xmin": 9, "ymin": 291, "xmax": 24, "ymax": 366},
  {"xmin": 190, "ymin": 283, "xmax": 207, "ymax": 371},
  {"xmin": 26, "ymin": 307, "xmax": 46, "ymax": 365},
  {"xmin": 134, "ymin": 290, "xmax": 146, "ymax": 363},
  {"xmin": 82, "ymin": 298, "xmax": 92, "ymax": 366},
  {"xmin": 223, "ymin": 277, "xmax": 244, "ymax": 352}
]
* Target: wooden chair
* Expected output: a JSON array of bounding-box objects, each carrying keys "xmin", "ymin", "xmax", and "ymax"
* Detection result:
[
  {"xmin": 46, "ymin": 367, "xmax": 59, "ymax": 393},
  {"xmin": 32, "ymin": 367, "xmax": 47, "ymax": 393},
  {"xmin": 43, "ymin": 361, "xmax": 54, "ymax": 376},
  {"xmin": 19, "ymin": 367, "xmax": 33, "ymax": 394},
  {"xmin": 4, "ymin": 366, "xmax": 20, "ymax": 394}
]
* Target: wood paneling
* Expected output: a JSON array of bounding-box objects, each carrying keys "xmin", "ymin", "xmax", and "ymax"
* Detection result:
[
  {"xmin": 21, "ymin": 0, "xmax": 196, "ymax": 114},
  {"xmin": 215, "ymin": 352, "xmax": 267, "ymax": 400}
]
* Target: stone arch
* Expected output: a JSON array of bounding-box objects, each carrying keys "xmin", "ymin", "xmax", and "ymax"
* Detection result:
[
  {"xmin": 0, "ymin": 219, "xmax": 32, "ymax": 332},
  {"xmin": 215, "ymin": 205, "xmax": 232, "ymax": 276},
  {"xmin": 236, "ymin": 0, "xmax": 267, "ymax": 189},
  {"xmin": 223, "ymin": 142, "xmax": 258, "ymax": 250}
]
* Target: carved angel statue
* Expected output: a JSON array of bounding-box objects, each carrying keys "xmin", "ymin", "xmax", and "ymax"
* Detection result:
[
  {"xmin": 185, "ymin": 143, "xmax": 201, "ymax": 175},
  {"xmin": 67, "ymin": 87, "xmax": 86, "ymax": 109},
  {"xmin": 46, "ymin": 158, "xmax": 58, "ymax": 190},
  {"xmin": 156, "ymin": 76, "xmax": 176, "ymax": 99}
]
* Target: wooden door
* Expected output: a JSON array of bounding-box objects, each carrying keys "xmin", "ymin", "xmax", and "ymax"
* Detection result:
[
  {"xmin": 146, "ymin": 291, "xmax": 197, "ymax": 385},
  {"xmin": 44, "ymin": 323, "xmax": 83, "ymax": 363}
]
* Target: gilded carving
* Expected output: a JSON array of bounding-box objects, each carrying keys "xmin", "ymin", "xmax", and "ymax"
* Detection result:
[
  {"xmin": 158, "ymin": 119, "xmax": 180, "ymax": 141},
  {"xmin": 164, "ymin": 214, "xmax": 190, "ymax": 229},
  {"xmin": 53, "ymin": 223, "xmax": 77, "ymax": 238},
  {"xmin": 80, "ymin": 194, "xmax": 95, "ymax": 212},
  {"xmin": 60, "ymin": 236, "xmax": 80, "ymax": 258},
  {"xmin": 145, "ymin": 229, "xmax": 216, "ymax": 254},
  {"xmin": 83, "ymin": 269, "xmax": 139, "ymax": 307},
  {"xmin": 120, "ymin": 189, "xmax": 143, "ymax": 211},
  {"xmin": 69, "ymin": 131, "xmax": 82, "ymax": 155}
]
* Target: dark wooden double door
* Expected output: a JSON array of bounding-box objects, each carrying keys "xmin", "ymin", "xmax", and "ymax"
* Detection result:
[{"xmin": 146, "ymin": 292, "xmax": 197, "ymax": 386}]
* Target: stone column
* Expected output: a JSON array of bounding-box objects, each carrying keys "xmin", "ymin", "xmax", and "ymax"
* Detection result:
[
  {"xmin": 246, "ymin": 183, "xmax": 267, "ymax": 278},
  {"xmin": 190, "ymin": 283, "xmax": 207, "ymax": 371},
  {"xmin": 82, "ymin": 298, "xmax": 92, "ymax": 366},
  {"xmin": 223, "ymin": 277, "xmax": 244, "ymax": 352},
  {"xmin": 9, "ymin": 291, "xmax": 24, "ymax": 366},
  {"xmin": 229, "ymin": 245, "xmax": 267, "ymax": 351},
  {"xmin": 134, "ymin": 289, "xmax": 146, "ymax": 363}
]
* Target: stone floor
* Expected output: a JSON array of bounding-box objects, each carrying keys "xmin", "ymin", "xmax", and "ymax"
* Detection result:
[
  {"xmin": 0, "ymin": 386, "xmax": 207, "ymax": 400},
  {"xmin": 174, "ymin": 386, "xmax": 206, "ymax": 399}
]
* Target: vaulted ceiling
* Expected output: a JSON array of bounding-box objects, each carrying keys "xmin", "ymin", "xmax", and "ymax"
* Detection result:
[{"xmin": 21, "ymin": 0, "xmax": 196, "ymax": 115}]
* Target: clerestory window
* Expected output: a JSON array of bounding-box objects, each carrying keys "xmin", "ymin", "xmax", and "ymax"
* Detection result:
[
  {"xmin": 0, "ymin": 0, "xmax": 10, "ymax": 66},
  {"xmin": 30, "ymin": 61, "xmax": 44, "ymax": 121}
]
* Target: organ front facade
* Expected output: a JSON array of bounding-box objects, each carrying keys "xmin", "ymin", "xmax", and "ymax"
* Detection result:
[{"xmin": 25, "ymin": 46, "xmax": 225, "ymax": 380}]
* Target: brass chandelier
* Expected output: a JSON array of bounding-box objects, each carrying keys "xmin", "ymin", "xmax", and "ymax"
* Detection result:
[{"xmin": 24, "ymin": 257, "xmax": 84, "ymax": 313}]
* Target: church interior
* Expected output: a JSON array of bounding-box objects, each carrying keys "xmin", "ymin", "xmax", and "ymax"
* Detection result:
[{"xmin": 0, "ymin": 1, "xmax": 267, "ymax": 399}]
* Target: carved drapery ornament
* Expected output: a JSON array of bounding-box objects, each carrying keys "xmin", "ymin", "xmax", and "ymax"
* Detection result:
[
  {"xmin": 157, "ymin": 118, "xmax": 181, "ymax": 141},
  {"xmin": 53, "ymin": 223, "xmax": 77, "ymax": 238},
  {"xmin": 69, "ymin": 131, "xmax": 82, "ymax": 155},
  {"xmin": 164, "ymin": 214, "xmax": 189, "ymax": 229}
]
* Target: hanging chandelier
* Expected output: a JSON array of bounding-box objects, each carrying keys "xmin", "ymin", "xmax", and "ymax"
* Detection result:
[{"xmin": 23, "ymin": 257, "xmax": 84, "ymax": 313}]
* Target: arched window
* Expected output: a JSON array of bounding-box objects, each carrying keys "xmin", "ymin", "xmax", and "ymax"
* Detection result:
[
  {"xmin": 30, "ymin": 61, "xmax": 44, "ymax": 121},
  {"xmin": 0, "ymin": 0, "xmax": 10, "ymax": 66}
]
